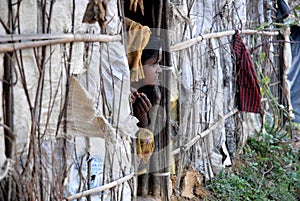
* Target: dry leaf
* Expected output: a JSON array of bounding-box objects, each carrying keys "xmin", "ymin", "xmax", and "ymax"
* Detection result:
[
  {"xmin": 129, "ymin": 0, "xmax": 144, "ymax": 15},
  {"xmin": 82, "ymin": 0, "xmax": 108, "ymax": 31}
]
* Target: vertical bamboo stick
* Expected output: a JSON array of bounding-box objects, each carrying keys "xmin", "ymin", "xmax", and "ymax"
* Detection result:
[
  {"xmin": 3, "ymin": 53, "xmax": 14, "ymax": 161},
  {"xmin": 146, "ymin": 0, "xmax": 165, "ymax": 197},
  {"xmin": 132, "ymin": 135, "xmax": 138, "ymax": 201},
  {"xmin": 160, "ymin": 0, "xmax": 172, "ymax": 199},
  {"xmin": 3, "ymin": 52, "xmax": 14, "ymax": 201},
  {"xmin": 3, "ymin": 0, "xmax": 15, "ymax": 199}
]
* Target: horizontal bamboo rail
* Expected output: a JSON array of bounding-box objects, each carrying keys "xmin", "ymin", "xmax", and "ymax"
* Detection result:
[
  {"xmin": 170, "ymin": 29, "xmax": 279, "ymax": 52},
  {"xmin": 66, "ymin": 172, "xmax": 134, "ymax": 201},
  {"xmin": 171, "ymin": 108, "xmax": 239, "ymax": 155},
  {"xmin": 0, "ymin": 29, "xmax": 278, "ymax": 53},
  {"xmin": 0, "ymin": 33, "xmax": 121, "ymax": 53}
]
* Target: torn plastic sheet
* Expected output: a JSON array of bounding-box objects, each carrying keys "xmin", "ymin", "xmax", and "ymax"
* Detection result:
[
  {"xmin": 77, "ymin": 41, "xmax": 139, "ymax": 138},
  {"xmin": 67, "ymin": 39, "xmax": 135, "ymax": 200},
  {"xmin": 67, "ymin": 77, "xmax": 114, "ymax": 139}
]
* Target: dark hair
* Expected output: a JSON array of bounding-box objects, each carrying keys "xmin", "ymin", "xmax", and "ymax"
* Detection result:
[{"xmin": 141, "ymin": 35, "xmax": 161, "ymax": 65}]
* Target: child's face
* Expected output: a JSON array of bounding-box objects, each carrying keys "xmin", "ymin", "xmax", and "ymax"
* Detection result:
[{"xmin": 142, "ymin": 49, "xmax": 162, "ymax": 85}]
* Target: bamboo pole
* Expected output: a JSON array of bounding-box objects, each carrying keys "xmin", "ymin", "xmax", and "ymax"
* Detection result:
[
  {"xmin": 0, "ymin": 34, "xmax": 121, "ymax": 52},
  {"xmin": 170, "ymin": 30, "xmax": 279, "ymax": 52},
  {"xmin": 66, "ymin": 173, "xmax": 134, "ymax": 201},
  {"xmin": 281, "ymin": 27, "xmax": 293, "ymax": 119},
  {"xmin": 3, "ymin": 51, "xmax": 14, "ymax": 201},
  {"xmin": 0, "ymin": 33, "xmax": 121, "ymax": 42},
  {"xmin": 0, "ymin": 30, "xmax": 278, "ymax": 53},
  {"xmin": 160, "ymin": 0, "xmax": 172, "ymax": 199},
  {"xmin": 171, "ymin": 108, "xmax": 239, "ymax": 155}
]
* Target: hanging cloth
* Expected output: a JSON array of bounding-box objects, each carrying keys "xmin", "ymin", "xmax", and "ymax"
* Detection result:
[
  {"xmin": 125, "ymin": 17, "xmax": 151, "ymax": 82},
  {"xmin": 232, "ymin": 32, "xmax": 262, "ymax": 114},
  {"xmin": 277, "ymin": 0, "xmax": 290, "ymax": 20}
]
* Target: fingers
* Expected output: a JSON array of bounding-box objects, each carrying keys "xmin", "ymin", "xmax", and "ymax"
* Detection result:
[
  {"xmin": 133, "ymin": 93, "xmax": 152, "ymax": 114},
  {"xmin": 131, "ymin": 91, "xmax": 139, "ymax": 103},
  {"xmin": 136, "ymin": 97, "xmax": 151, "ymax": 114},
  {"xmin": 139, "ymin": 93, "xmax": 152, "ymax": 110},
  {"xmin": 131, "ymin": 87, "xmax": 137, "ymax": 94},
  {"xmin": 131, "ymin": 95, "xmax": 136, "ymax": 103},
  {"xmin": 136, "ymin": 102, "xmax": 146, "ymax": 114}
]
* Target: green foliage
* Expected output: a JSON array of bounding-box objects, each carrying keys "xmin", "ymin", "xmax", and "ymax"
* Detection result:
[
  {"xmin": 205, "ymin": 123, "xmax": 300, "ymax": 201},
  {"xmin": 256, "ymin": 5, "xmax": 300, "ymax": 31},
  {"xmin": 204, "ymin": 5, "xmax": 300, "ymax": 200},
  {"xmin": 294, "ymin": 6, "xmax": 300, "ymax": 19}
]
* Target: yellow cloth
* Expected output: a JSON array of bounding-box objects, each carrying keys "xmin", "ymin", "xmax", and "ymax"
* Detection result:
[{"xmin": 125, "ymin": 18, "xmax": 151, "ymax": 82}]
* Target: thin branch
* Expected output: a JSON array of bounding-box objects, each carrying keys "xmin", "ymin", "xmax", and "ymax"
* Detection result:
[{"xmin": 0, "ymin": 17, "xmax": 10, "ymax": 33}]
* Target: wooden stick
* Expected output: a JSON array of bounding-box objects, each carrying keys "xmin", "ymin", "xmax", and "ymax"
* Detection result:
[
  {"xmin": 0, "ymin": 34, "xmax": 121, "ymax": 52},
  {"xmin": 0, "ymin": 33, "xmax": 121, "ymax": 42},
  {"xmin": 161, "ymin": 1, "xmax": 172, "ymax": 199},
  {"xmin": 171, "ymin": 108, "xmax": 239, "ymax": 155},
  {"xmin": 66, "ymin": 173, "xmax": 134, "ymax": 201},
  {"xmin": 170, "ymin": 29, "xmax": 279, "ymax": 52}
]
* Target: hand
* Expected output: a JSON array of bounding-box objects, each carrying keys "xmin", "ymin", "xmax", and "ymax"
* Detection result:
[
  {"xmin": 133, "ymin": 92, "xmax": 152, "ymax": 115},
  {"xmin": 132, "ymin": 92, "xmax": 152, "ymax": 127}
]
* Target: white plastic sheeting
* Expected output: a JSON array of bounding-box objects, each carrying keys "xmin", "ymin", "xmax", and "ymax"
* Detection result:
[
  {"xmin": 70, "ymin": 38, "xmax": 138, "ymax": 200},
  {"xmin": 169, "ymin": 0, "xmax": 233, "ymax": 179},
  {"xmin": 67, "ymin": 0, "xmax": 138, "ymax": 200},
  {"xmin": 77, "ymin": 41, "xmax": 139, "ymax": 138},
  {"xmin": 68, "ymin": 136, "xmax": 132, "ymax": 201}
]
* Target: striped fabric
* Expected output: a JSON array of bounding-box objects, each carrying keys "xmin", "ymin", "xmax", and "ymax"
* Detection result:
[{"xmin": 233, "ymin": 32, "xmax": 262, "ymax": 114}]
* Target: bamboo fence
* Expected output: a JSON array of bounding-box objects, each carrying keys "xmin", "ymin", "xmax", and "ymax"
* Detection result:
[
  {"xmin": 0, "ymin": 28, "xmax": 283, "ymax": 198},
  {"xmin": 1, "ymin": 0, "xmax": 293, "ymax": 200}
]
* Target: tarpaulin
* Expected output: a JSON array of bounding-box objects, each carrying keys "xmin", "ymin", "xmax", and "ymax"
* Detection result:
[{"xmin": 288, "ymin": 25, "xmax": 300, "ymax": 123}]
